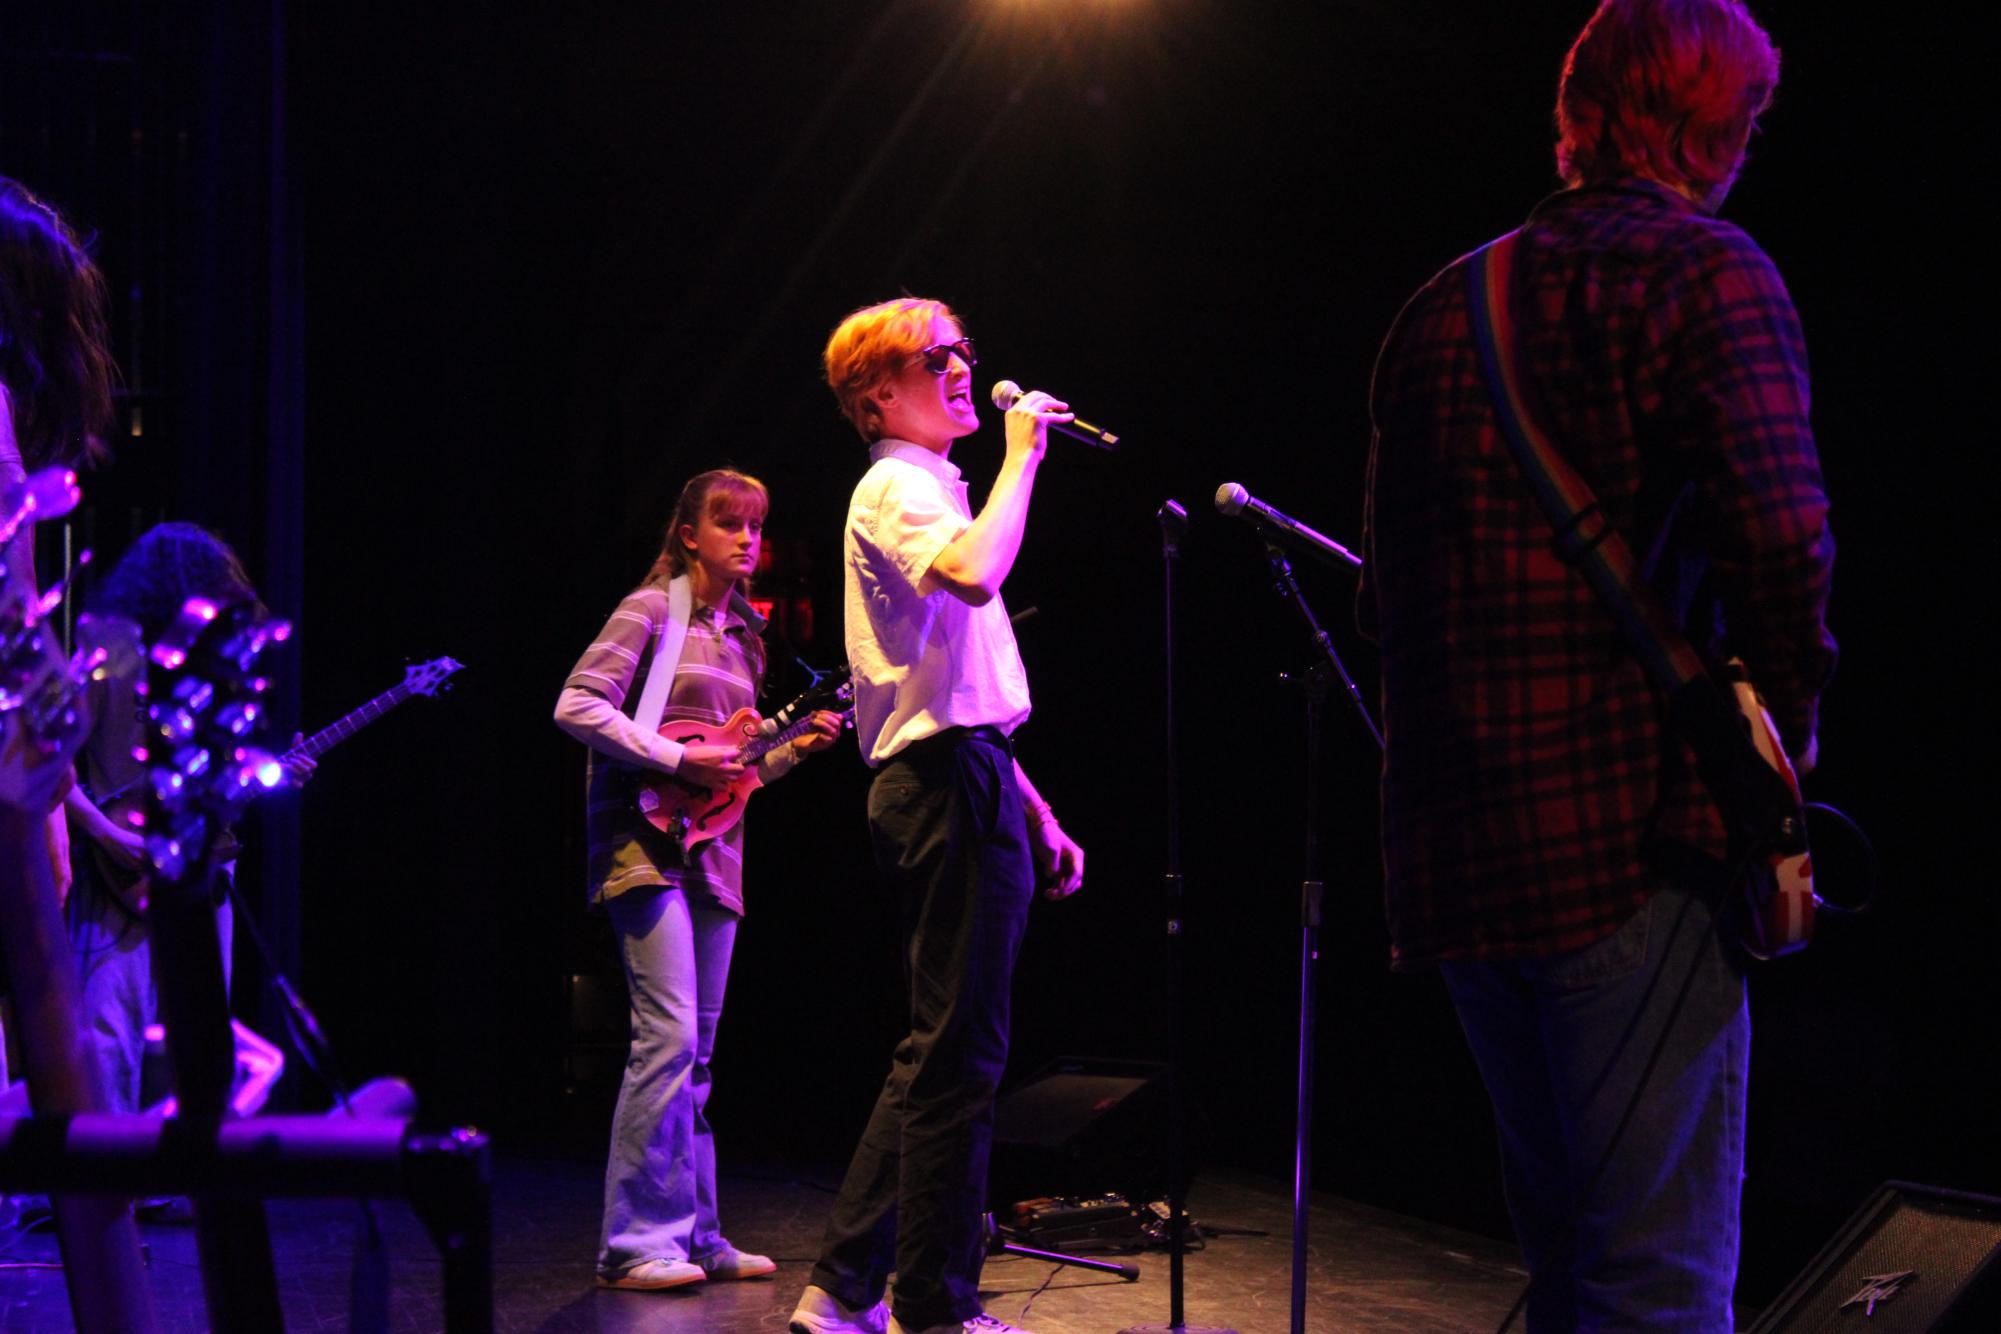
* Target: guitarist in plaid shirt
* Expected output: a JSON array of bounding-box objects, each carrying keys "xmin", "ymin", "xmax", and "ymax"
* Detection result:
[{"xmin": 1360, "ymin": 2, "xmax": 1836, "ymax": 1329}]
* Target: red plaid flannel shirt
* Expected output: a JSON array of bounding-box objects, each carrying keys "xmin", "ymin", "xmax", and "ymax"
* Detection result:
[{"xmin": 1359, "ymin": 179, "xmax": 1836, "ymax": 967}]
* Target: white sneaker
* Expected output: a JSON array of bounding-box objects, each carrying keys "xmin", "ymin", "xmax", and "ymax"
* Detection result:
[
  {"xmin": 888, "ymin": 1315, "xmax": 1039, "ymax": 1334},
  {"xmin": 595, "ymin": 1257, "xmax": 706, "ymax": 1290},
  {"xmin": 697, "ymin": 1243, "xmax": 778, "ymax": 1279},
  {"xmin": 791, "ymin": 1283, "xmax": 891, "ymax": 1334}
]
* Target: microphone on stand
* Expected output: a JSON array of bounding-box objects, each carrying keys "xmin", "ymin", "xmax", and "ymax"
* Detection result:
[
  {"xmin": 1213, "ymin": 482, "xmax": 1361, "ymax": 570},
  {"xmin": 758, "ymin": 665, "xmax": 853, "ymax": 738},
  {"xmin": 991, "ymin": 380, "xmax": 1122, "ymax": 450}
]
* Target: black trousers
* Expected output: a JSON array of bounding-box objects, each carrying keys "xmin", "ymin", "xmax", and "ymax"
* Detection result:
[{"xmin": 808, "ymin": 727, "xmax": 1034, "ymax": 1327}]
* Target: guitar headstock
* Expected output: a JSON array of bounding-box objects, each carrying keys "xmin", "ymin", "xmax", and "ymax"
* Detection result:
[
  {"xmin": 755, "ymin": 663, "xmax": 856, "ymax": 745},
  {"xmin": 403, "ymin": 655, "xmax": 464, "ymax": 697},
  {"xmin": 789, "ymin": 661, "xmax": 852, "ymax": 712},
  {"xmin": 139, "ymin": 596, "xmax": 293, "ymax": 889},
  {"xmin": 820, "ymin": 667, "xmax": 856, "ymax": 724}
]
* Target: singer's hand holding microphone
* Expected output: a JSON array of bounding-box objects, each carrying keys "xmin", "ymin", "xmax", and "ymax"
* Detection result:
[
  {"xmin": 992, "ymin": 380, "xmax": 1122, "ymax": 451},
  {"xmin": 990, "ymin": 382, "xmax": 1073, "ymax": 463}
]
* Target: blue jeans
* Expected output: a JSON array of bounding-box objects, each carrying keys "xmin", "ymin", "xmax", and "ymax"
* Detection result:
[
  {"xmin": 809, "ymin": 728, "xmax": 1035, "ymax": 1330},
  {"xmin": 1440, "ymin": 869, "xmax": 1748, "ymax": 1333},
  {"xmin": 69, "ymin": 877, "xmax": 233, "ymax": 1115},
  {"xmin": 597, "ymin": 885, "xmax": 738, "ymax": 1275}
]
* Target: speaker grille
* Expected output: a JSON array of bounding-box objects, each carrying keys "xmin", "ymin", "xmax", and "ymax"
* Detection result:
[
  {"xmin": 994, "ymin": 1073, "xmax": 1150, "ymax": 1148},
  {"xmin": 988, "ymin": 1058, "xmax": 1169, "ymax": 1207},
  {"xmin": 1753, "ymin": 1184, "xmax": 2001, "ymax": 1332}
]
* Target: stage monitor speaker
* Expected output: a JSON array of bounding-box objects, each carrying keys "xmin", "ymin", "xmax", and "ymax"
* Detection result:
[
  {"xmin": 1747, "ymin": 1181, "xmax": 2001, "ymax": 1332},
  {"xmin": 990, "ymin": 1057, "xmax": 1169, "ymax": 1208}
]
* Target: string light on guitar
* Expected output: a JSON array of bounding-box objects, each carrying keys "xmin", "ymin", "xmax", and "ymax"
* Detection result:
[
  {"xmin": 140, "ymin": 597, "xmax": 292, "ymax": 891},
  {"xmin": 0, "ymin": 466, "xmax": 141, "ymax": 754},
  {"xmin": 90, "ymin": 656, "xmax": 464, "ymax": 854},
  {"xmin": 0, "ymin": 466, "xmax": 82, "ymax": 547}
]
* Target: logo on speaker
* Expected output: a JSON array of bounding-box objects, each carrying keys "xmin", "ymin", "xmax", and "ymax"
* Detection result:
[{"xmin": 1839, "ymin": 1270, "xmax": 1915, "ymax": 1316}]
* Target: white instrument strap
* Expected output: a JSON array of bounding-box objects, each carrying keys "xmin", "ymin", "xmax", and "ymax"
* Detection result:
[{"xmin": 632, "ymin": 574, "xmax": 693, "ymax": 734}]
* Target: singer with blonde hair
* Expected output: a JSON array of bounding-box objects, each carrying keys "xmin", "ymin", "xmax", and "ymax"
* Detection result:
[{"xmin": 790, "ymin": 300, "xmax": 1083, "ymax": 1334}]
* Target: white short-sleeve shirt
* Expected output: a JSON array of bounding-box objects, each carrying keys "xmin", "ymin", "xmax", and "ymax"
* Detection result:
[{"xmin": 843, "ymin": 439, "xmax": 1032, "ymax": 765}]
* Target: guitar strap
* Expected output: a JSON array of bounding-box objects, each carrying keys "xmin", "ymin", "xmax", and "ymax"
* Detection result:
[
  {"xmin": 632, "ymin": 574, "xmax": 693, "ymax": 735},
  {"xmin": 1465, "ymin": 230, "xmax": 1804, "ymax": 859}
]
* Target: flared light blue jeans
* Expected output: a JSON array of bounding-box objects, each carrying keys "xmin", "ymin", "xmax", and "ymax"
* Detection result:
[{"xmin": 597, "ymin": 885, "xmax": 738, "ymax": 1276}]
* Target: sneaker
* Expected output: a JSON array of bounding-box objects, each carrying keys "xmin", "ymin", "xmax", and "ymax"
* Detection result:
[
  {"xmin": 698, "ymin": 1244, "xmax": 777, "ymax": 1279},
  {"xmin": 596, "ymin": 1258, "xmax": 707, "ymax": 1290},
  {"xmin": 888, "ymin": 1316, "xmax": 1039, "ymax": 1334},
  {"xmin": 791, "ymin": 1282, "xmax": 891, "ymax": 1334}
]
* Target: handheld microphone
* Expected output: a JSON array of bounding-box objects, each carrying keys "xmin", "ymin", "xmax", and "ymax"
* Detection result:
[
  {"xmin": 759, "ymin": 665, "xmax": 853, "ymax": 738},
  {"xmin": 759, "ymin": 690, "xmax": 819, "ymax": 739},
  {"xmin": 1213, "ymin": 482, "xmax": 1361, "ymax": 570},
  {"xmin": 990, "ymin": 381, "xmax": 1122, "ymax": 450}
]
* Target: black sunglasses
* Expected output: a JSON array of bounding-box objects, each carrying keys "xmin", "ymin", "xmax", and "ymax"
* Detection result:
[{"xmin": 915, "ymin": 338, "xmax": 977, "ymax": 374}]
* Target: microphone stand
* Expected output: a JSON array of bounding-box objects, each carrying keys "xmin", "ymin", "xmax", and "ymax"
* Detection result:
[
  {"xmin": 1258, "ymin": 541, "xmax": 1381, "ymax": 1334},
  {"xmin": 1120, "ymin": 500, "xmax": 1237, "ymax": 1334}
]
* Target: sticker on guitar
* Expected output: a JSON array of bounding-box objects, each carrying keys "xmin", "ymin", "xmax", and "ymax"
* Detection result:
[
  {"xmin": 636, "ymin": 665, "xmax": 853, "ymax": 856},
  {"xmin": 1724, "ymin": 658, "xmax": 1816, "ymax": 959}
]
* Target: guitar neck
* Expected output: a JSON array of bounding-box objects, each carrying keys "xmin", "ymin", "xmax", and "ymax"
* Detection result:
[
  {"xmin": 739, "ymin": 710, "xmax": 831, "ymax": 764},
  {"xmin": 287, "ymin": 682, "xmax": 418, "ymax": 760}
]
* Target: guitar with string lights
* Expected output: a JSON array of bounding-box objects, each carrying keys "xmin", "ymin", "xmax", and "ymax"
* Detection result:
[
  {"xmin": 636, "ymin": 666, "xmax": 852, "ymax": 855},
  {"xmin": 138, "ymin": 591, "xmax": 294, "ymax": 1321},
  {"xmin": 83, "ymin": 655, "xmax": 462, "ymax": 912}
]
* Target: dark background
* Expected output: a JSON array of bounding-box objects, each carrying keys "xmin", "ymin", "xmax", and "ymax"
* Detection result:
[{"xmin": 4, "ymin": 0, "xmax": 1989, "ymax": 1306}]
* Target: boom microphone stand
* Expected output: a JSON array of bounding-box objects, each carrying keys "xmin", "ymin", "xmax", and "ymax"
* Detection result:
[
  {"xmin": 1262, "ymin": 539, "xmax": 1380, "ymax": 1334},
  {"xmin": 1119, "ymin": 499, "xmax": 1237, "ymax": 1334}
]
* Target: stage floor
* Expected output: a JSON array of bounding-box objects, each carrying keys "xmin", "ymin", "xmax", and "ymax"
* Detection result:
[{"xmin": 1, "ymin": 1154, "xmax": 1528, "ymax": 1332}]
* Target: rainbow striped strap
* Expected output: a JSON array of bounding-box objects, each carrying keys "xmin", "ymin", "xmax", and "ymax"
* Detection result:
[
  {"xmin": 1466, "ymin": 231, "xmax": 1708, "ymax": 695},
  {"xmin": 1466, "ymin": 232, "xmax": 1805, "ymax": 857}
]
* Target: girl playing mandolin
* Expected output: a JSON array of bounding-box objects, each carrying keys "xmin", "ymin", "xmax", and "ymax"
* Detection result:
[{"xmin": 554, "ymin": 467, "xmax": 842, "ymax": 1292}]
